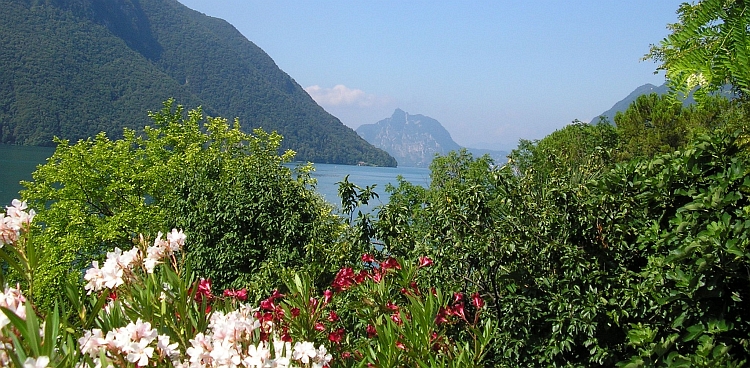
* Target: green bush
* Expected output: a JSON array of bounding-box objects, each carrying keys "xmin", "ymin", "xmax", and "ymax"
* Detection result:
[{"xmin": 21, "ymin": 100, "xmax": 343, "ymax": 308}]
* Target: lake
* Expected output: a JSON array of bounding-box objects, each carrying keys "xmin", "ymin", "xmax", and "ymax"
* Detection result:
[{"xmin": 0, "ymin": 144, "xmax": 430, "ymax": 210}]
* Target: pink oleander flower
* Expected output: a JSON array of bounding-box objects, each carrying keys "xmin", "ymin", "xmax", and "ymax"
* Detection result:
[
  {"xmin": 366, "ymin": 324, "xmax": 377, "ymax": 338},
  {"xmin": 435, "ymin": 306, "xmax": 450, "ymax": 325},
  {"xmin": 0, "ymin": 285, "xmax": 27, "ymax": 329},
  {"xmin": 354, "ymin": 269, "xmax": 369, "ymax": 284},
  {"xmin": 453, "ymin": 292, "xmax": 464, "ymax": 303},
  {"xmin": 193, "ymin": 278, "xmax": 213, "ymax": 303},
  {"xmin": 361, "ymin": 253, "xmax": 375, "ymax": 263},
  {"xmin": 292, "ymin": 341, "xmax": 317, "ymax": 364},
  {"xmin": 0, "ymin": 199, "xmax": 35, "ymax": 246},
  {"xmin": 327, "ymin": 310, "xmax": 339, "ymax": 322},
  {"xmin": 452, "ymin": 302, "xmax": 466, "ymax": 320},
  {"xmin": 22, "ymin": 356, "xmax": 49, "ymax": 368},
  {"xmin": 166, "ymin": 228, "xmax": 186, "ymax": 251}
]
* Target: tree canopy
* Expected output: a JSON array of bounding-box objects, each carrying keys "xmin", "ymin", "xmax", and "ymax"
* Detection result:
[
  {"xmin": 646, "ymin": 0, "xmax": 750, "ymax": 100},
  {"xmin": 21, "ymin": 100, "xmax": 344, "ymax": 307}
]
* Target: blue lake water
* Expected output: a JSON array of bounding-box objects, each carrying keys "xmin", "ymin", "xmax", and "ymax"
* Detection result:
[
  {"xmin": 0, "ymin": 144, "xmax": 430, "ymax": 209},
  {"xmin": 298, "ymin": 163, "xmax": 431, "ymax": 211}
]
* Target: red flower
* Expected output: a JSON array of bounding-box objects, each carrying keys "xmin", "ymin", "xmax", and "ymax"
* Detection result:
[
  {"xmin": 281, "ymin": 329, "xmax": 292, "ymax": 342},
  {"xmin": 260, "ymin": 289, "xmax": 284, "ymax": 311},
  {"xmin": 223, "ymin": 288, "xmax": 248, "ymax": 301},
  {"xmin": 435, "ymin": 307, "xmax": 450, "ymax": 325},
  {"xmin": 259, "ymin": 298, "xmax": 275, "ymax": 311},
  {"xmin": 471, "ymin": 292, "xmax": 485, "ymax": 309},
  {"xmin": 323, "ymin": 289, "xmax": 333, "ymax": 304},
  {"xmin": 418, "ymin": 256, "xmax": 433, "ymax": 268},
  {"xmin": 381, "ymin": 257, "xmax": 401, "ymax": 270},
  {"xmin": 193, "ymin": 278, "xmax": 213, "ymax": 303},
  {"xmin": 315, "ymin": 322, "xmax": 326, "ymax": 331},
  {"xmin": 453, "ymin": 292, "xmax": 464, "ymax": 303},
  {"xmin": 269, "ymin": 289, "xmax": 285, "ymax": 300},
  {"xmin": 396, "ymin": 340, "xmax": 406, "ymax": 350},
  {"xmin": 328, "ymin": 328, "xmax": 345, "ymax": 344},
  {"xmin": 370, "ymin": 269, "xmax": 383, "ymax": 283},
  {"xmin": 342, "ymin": 351, "xmax": 352, "ymax": 359},
  {"xmin": 452, "ymin": 302, "xmax": 466, "ymax": 320},
  {"xmin": 361, "ymin": 253, "xmax": 375, "ymax": 263},
  {"xmin": 198, "ymin": 278, "xmax": 212, "ymax": 294},
  {"xmin": 390, "ymin": 313, "xmax": 403, "ymax": 325},
  {"xmin": 328, "ymin": 310, "xmax": 339, "ymax": 322},
  {"xmin": 354, "ymin": 270, "xmax": 369, "ymax": 284},
  {"xmin": 385, "ymin": 302, "xmax": 399, "ymax": 312},
  {"xmin": 332, "ymin": 267, "xmax": 355, "ymax": 292},
  {"xmin": 366, "ymin": 324, "xmax": 377, "ymax": 338}
]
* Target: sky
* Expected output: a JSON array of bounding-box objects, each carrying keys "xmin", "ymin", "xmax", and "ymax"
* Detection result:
[{"xmin": 176, "ymin": 0, "xmax": 685, "ymax": 151}]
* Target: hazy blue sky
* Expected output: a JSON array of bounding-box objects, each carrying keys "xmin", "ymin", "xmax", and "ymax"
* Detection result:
[{"xmin": 177, "ymin": 0, "xmax": 684, "ymax": 150}]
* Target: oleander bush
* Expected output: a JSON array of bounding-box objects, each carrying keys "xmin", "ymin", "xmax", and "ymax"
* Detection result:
[{"xmin": 0, "ymin": 200, "xmax": 492, "ymax": 367}]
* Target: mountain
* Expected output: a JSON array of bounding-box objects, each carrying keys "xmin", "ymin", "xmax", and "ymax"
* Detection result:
[
  {"xmin": 356, "ymin": 109, "xmax": 460, "ymax": 168},
  {"xmin": 357, "ymin": 109, "xmax": 507, "ymax": 167},
  {"xmin": 590, "ymin": 82, "xmax": 727, "ymax": 125},
  {"xmin": 592, "ymin": 83, "xmax": 670, "ymax": 124},
  {"xmin": 0, "ymin": 0, "xmax": 396, "ymax": 166}
]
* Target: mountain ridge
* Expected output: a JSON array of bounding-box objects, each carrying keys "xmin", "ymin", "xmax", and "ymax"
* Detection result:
[{"xmin": 0, "ymin": 0, "xmax": 396, "ymax": 166}]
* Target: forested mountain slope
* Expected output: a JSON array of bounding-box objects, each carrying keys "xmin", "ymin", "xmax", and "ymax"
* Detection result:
[{"xmin": 0, "ymin": 0, "xmax": 396, "ymax": 166}]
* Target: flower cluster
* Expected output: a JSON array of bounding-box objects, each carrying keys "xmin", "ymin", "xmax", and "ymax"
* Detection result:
[
  {"xmin": 79, "ymin": 319, "xmax": 179, "ymax": 367},
  {"xmin": 184, "ymin": 303, "xmax": 331, "ymax": 368},
  {"xmin": 0, "ymin": 285, "xmax": 27, "ymax": 366},
  {"xmin": 331, "ymin": 254, "xmax": 403, "ymax": 292},
  {"xmin": 76, "ymin": 228, "xmax": 331, "ymax": 368},
  {"xmin": 83, "ymin": 230, "xmax": 185, "ymax": 293},
  {"xmin": 0, "ymin": 285, "xmax": 26, "ymax": 330},
  {"xmin": 0, "ymin": 199, "xmax": 35, "ymax": 246}
]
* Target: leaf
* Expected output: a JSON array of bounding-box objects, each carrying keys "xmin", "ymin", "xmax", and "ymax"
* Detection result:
[{"xmin": 683, "ymin": 323, "xmax": 705, "ymax": 342}]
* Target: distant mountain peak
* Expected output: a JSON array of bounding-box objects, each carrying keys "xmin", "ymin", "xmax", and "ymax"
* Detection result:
[{"xmin": 356, "ymin": 110, "xmax": 459, "ymax": 167}]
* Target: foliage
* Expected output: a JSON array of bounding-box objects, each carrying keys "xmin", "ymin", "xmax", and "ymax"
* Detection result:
[
  {"xmin": 645, "ymin": 0, "xmax": 750, "ymax": 101},
  {"xmin": 275, "ymin": 254, "xmax": 494, "ymax": 368},
  {"xmin": 614, "ymin": 93, "xmax": 731, "ymax": 160},
  {"xmin": 21, "ymin": 100, "xmax": 343, "ymax": 308},
  {"xmin": 371, "ymin": 115, "xmax": 750, "ymax": 365},
  {"xmin": 509, "ymin": 120, "xmax": 618, "ymax": 178},
  {"xmin": 610, "ymin": 126, "xmax": 750, "ymax": 366}
]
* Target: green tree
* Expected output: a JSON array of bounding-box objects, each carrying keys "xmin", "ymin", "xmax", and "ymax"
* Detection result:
[
  {"xmin": 645, "ymin": 0, "xmax": 750, "ymax": 100},
  {"xmin": 614, "ymin": 93, "xmax": 730, "ymax": 160},
  {"xmin": 21, "ymin": 100, "xmax": 343, "ymax": 307}
]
